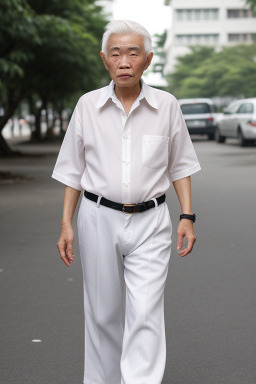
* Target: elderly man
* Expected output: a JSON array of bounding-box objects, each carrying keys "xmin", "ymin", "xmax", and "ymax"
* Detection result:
[{"xmin": 52, "ymin": 20, "xmax": 201, "ymax": 384}]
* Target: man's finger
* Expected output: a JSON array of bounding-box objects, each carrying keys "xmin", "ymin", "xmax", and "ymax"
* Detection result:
[
  {"xmin": 176, "ymin": 231, "xmax": 184, "ymax": 251},
  {"xmin": 66, "ymin": 243, "xmax": 74, "ymax": 260},
  {"xmin": 57, "ymin": 242, "xmax": 72, "ymax": 267},
  {"xmin": 179, "ymin": 236, "xmax": 196, "ymax": 257}
]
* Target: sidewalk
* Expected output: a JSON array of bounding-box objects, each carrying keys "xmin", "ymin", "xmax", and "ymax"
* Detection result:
[{"xmin": 0, "ymin": 137, "xmax": 62, "ymax": 182}]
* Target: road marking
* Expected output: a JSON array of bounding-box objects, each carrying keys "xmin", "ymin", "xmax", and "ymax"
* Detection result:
[
  {"xmin": 32, "ymin": 339, "xmax": 42, "ymax": 342},
  {"xmin": 68, "ymin": 278, "xmax": 74, "ymax": 282}
]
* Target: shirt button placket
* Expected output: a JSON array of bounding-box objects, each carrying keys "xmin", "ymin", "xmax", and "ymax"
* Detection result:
[{"xmin": 122, "ymin": 114, "xmax": 131, "ymax": 203}]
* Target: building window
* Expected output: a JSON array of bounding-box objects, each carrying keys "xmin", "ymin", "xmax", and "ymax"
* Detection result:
[
  {"xmin": 228, "ymin": 10, "xmax": 240, "ymax": 18},
  {"xmin": 195, "ymin": 35, "xmax": 201, "ymax": 44},
  {"xmin": 210, "ymin": 9, "xmax": 219, "ymax": 20},
  {"xmin": 227, "ymin": 9, "xmax": 252, "ymax": 18},
  {"xmin": 228, "ymin": 34, "xmax": 240, "ymax": 42},
  {"xmin": 204, "ymin": 9, "xmax": 210, "ymax": 20},
  {"xmin": 176, "ymin": 35, "xmax": 184, "ymax": 44},
  {"xmin": 177, "ymin": 10, "xmax": 183, "ymax": 21},
  {"xmin": 195, "ymin": 10, "xmax": 201, "ymax": 20},
  {"xmin": 204, "ymin": 34, "xmax": 210, "ymax": 42},
  {"xmin": 213, "ymin": 35, "xmax": 219, "ymax": 44},
  {"xmin": 176, "ymin": 8, "xmax": 219, "ymax": 21},
  {"xmin": 175, "ymin": 34, "xmax": 219, "ymax": 45},
  {"xmin": 187, "ymin": 9, "xmax": 192, "ymax": 20},
  {"xmin": 187, "ymin": 35, "xmax": 192, "ymax": 44},
  {"xmin": 228, "ymin": 33, "xmax": 255, "ymax": 42}
]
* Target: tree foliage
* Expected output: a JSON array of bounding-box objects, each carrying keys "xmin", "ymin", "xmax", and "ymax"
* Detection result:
[
  {"xmin": 0, "ymin": 0, "xmax": 108, "ymax": 155},
  {"xmin": 167, "ymin": 44, "xmax": 256, "ymax": 99},
  {"xmin": 246, "ymin": 0, "xmax": 256, "ymax": 13},
  {"xmin": 152, "ymin": 30, "xmax": 167, "ymax": 74}
]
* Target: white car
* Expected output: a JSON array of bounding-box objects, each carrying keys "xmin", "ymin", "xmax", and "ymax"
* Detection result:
[
  {"xmin": 178, "ymin": 98, "xmax": 221, "ymax": 140},
  {"xmin": 215, "ymin": 98, "xmax": 256, "ymax": 146}
]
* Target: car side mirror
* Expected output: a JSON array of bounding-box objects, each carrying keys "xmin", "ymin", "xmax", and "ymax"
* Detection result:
[{"xmin": 223, "ymin": 108, "xmax": 231, "ymax": 115}]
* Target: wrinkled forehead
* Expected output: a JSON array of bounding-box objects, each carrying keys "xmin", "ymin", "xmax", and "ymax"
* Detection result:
[{"xmin": 106, "ymin": 33, "xmax": 145, "ymax": 52}]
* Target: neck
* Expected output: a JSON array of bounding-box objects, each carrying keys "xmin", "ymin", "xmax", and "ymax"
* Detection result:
[{"xmin": 114, "ymin": 81, "xmax": 141, "ymax": 104}]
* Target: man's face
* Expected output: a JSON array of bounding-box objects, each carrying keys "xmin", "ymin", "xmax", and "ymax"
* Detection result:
[{"xmin": 100, "ymin": 33, "xmax": 153, "ymax": 88}]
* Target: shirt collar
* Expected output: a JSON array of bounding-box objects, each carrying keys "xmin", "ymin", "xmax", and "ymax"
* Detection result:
[{"xmin": 96, "ymin": 78, "xmax": 158, "ymax": 110}]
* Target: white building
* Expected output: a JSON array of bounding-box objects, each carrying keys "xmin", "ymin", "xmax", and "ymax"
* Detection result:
[{"xmin": 164, "ymin": 0, "xmax": 256, "ymax": 74}]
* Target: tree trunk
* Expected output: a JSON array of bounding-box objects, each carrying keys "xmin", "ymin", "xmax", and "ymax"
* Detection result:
[
  {"xmin": 45, "ymin": 107, "xmax": 49, "ymax": 130},
  {"xmin": 0, "ymin": 132, "xmax": 20, "ymax": 156},
  {"xmin": 59, "ymin": 110, "xmax": 65, "ymax": 134},
  {"xmin": 30, "ymin": 108, "xmax": 43, "ymax": 141},
  {"xmin": 34, "ymin": 111, "xmax": 41, "ymax": 140}
]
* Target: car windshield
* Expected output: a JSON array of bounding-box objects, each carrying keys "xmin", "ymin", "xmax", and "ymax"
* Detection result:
[{"xmin": 181, "ymin": 103, "xmax": 211, "ymax": 114}]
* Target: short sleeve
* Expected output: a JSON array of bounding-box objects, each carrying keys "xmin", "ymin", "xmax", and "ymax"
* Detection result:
[
  {"xmin": 168, "ymin": 98, "xmax": 201, "ymax": 182},
  {"xmin": 51, "ymin": 100, "xmax": 86, "ymax": 191}
]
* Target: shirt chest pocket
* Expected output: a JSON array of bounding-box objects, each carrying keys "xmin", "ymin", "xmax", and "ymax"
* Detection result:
[{"xmin": 142, "ymin": 135, "xmax": 169, "ymax": 169}]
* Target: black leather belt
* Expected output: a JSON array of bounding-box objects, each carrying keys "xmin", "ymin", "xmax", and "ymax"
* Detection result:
[{"xmin": 84, "ymin": 190, "xmax": 166, "ymax": 214}]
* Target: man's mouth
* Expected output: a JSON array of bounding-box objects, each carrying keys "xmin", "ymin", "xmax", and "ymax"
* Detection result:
[{"xmin": 118, "ymin": 74, "xmax": 132, "ymax": 79}]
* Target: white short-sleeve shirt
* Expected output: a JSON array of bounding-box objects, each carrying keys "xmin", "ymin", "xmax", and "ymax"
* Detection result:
[{"xmin": 52, "ymin": 79, "xmax": 201, "ymax": 204}]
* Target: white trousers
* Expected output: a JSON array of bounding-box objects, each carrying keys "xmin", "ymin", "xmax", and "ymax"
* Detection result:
[{"xmin": 77, "ymin": 195, "xmax": 172, "ymax": 384}]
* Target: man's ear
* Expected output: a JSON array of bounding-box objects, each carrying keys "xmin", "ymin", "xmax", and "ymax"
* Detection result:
[
  {"xmin": 100, "ymin": 51, "xmax": 109, "ymax": 71},
  {"xmin": 144, "ymin": 52, "xmax": 154, "ymax": 70}
]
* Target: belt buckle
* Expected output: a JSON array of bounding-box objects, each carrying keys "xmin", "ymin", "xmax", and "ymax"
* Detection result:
[{"xmin": 122, "ymin": 204, "xmax": 136, "ymax": 214}]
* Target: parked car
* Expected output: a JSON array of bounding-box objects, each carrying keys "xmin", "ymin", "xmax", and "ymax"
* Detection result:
[
  {"xmin": 215, "ymin": 98, "xmax": 256, "ymax": 146},
  {"xmin": 178, "ymin": 98, "xmax": 221, "ymax": 140}
]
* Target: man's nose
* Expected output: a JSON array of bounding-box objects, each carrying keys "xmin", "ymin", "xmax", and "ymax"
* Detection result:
[{"xmin": 118, "ymin": 56, "xmax": 131, "ymax": 68}]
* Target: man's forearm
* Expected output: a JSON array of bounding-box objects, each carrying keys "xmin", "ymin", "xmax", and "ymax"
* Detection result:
[
  {"xmin": 62, "ymin": 186, "xmax": 81, "ymax": 226},
  {"xmin": 172, "ymin": 176, "xmax": 193, "ymax": 214},
  {"xmin": 173, "ymin": 176, "xmax": 196, "ymax": 256}
]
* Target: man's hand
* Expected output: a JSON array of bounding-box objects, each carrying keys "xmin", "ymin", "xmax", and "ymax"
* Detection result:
[
  {"xmin": 57, "ymin": 224, "xmax": 75, "ymax": 267},
  {"xmin": 176, "ymin": 219, "xmax": 196, "ymax": 257}
]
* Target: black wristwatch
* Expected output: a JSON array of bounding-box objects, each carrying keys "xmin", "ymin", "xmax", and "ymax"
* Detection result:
[{"xmin": 180, "ymin": 213, "xmax": 196, "ymax": 223}]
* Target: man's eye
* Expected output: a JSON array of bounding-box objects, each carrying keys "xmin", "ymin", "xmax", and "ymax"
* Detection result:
[
  {"xmin": 131, "ymin": 53, "xmax": 137, "ymax": 56},
  {"xmin": 112, "ymin": 54, "xmax": 119, "ymax": 57}
]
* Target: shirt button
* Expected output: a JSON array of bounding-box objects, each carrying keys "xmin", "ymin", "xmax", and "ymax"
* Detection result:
[
  {"xmin": 123, "ymin": 182, "xmax": 129, "ymax": 187},
  {"xmin": 123, "ymin": 135, "xmax": 128, "ymax": 139}
]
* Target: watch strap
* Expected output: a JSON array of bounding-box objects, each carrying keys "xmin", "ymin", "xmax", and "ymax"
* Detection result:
[{"xmin": 180, "ymin": 213, "xmax": 196, "ymax": 223}]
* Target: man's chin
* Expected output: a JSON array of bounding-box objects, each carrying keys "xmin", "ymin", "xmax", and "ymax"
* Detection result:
[{"xmin": 114, "ymin": 77, "xmax": 140, "ymax": 88}]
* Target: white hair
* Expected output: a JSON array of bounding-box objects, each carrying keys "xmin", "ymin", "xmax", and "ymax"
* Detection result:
[{"xmin": 101, "ymin": 19, "xmax": 153, "ymax": 56}]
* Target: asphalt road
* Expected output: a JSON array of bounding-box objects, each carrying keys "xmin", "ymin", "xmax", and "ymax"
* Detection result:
[{"xmin": 0, "ymin": 137, "xmax": 255, "ymax": 384}]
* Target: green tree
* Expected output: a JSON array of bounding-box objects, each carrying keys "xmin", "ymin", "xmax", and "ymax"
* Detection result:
[
  {"xmin": 246, "ymin": 0, "xmax": 256, "ymax": 13},
  {"xmin": 167, "ymin": 44, "xmax": 256, "ymax": 99},
  {"xmin": 0, "ymin": 0, "xmax": 39, "ymax": 154},
  {"xmin": 0, "ymin": 0, "xmax": 108, "ymax": 155},
  {"xmin": 152, "ymin": 30, "xmax": 167, "ymax": 75}
]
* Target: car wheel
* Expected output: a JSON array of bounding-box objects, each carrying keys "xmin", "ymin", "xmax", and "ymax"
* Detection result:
[
  {"xmin": 208, "ymin": 133, "xmax": 215, "ymax": 141},
  {"xmin": 238, "ymin": 129, "xmax": 248, "ymax": 147},
  {"xmin": 215, "ymin": 127, "xmax": 225, "ymax": 143}
]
